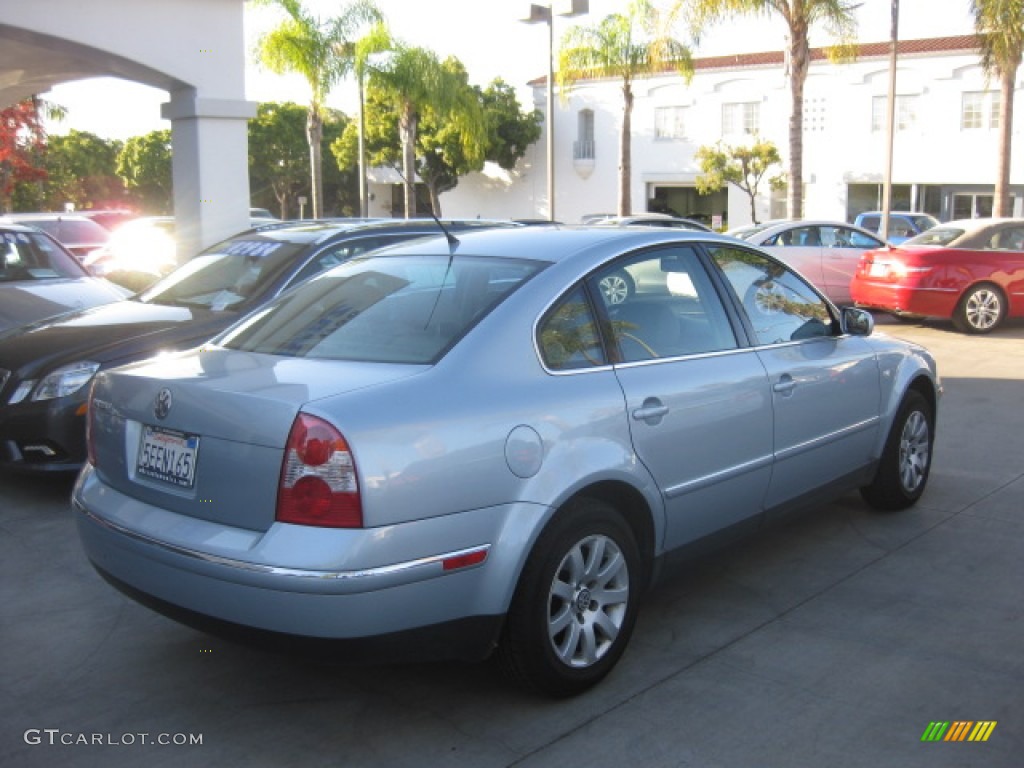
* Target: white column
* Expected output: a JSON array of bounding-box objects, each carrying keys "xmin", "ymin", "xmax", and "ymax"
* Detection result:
[{"xmin": 161, "ymin": 89, "xmax": 257, "ymax": 263}]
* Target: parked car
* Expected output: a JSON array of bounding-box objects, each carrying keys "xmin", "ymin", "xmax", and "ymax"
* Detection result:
[
  {"xmin": 76, "ymin": 209, "xmax": 139, "ymax": 231},
  {"xmin": 0, "ymin": 218, "xmax": 516, "ymax": 472},
  {"xmin": 0, "ymin": 223, "xmax": 127, "ymax": 335},
  {"xmin": 591, "ymin": 212, "xmax": 712, "ymax": 231},
  {"xmin": 739, "ymin": 220, "xmax": 888, "ymax": 304},
  {"xmin": 73, "ymin": 226, "xmax": 939, "ymax": 696},
  {"xmin": 851, "ymin": 217, "xmax": 1024, "ymax": 333},
  {"xmin": 83, "ymin": 215, "xmax": 301, "ymax": 290},
  {"xmin": 854, "ymin": 211, "xmax": 939, "ymax": 245},
  {"xmin": 1, "ymin": 213, "xmax": 110, "ymax": 261}
]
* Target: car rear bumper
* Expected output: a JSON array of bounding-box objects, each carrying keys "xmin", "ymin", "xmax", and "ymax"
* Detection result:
[
  {"xmin": 73, "ymin": 465, "xmax": 548, "ymax": 658},
  {"xmin": 850, "ymin": 280, "xmax": 958, "ymax": 318}
]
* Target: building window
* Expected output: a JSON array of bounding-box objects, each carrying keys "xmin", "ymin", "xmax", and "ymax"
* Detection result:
[
  {"xmin": 962, "ymin": 91, "xmax": 1000, "ymax": 130},
  {"xmin": 871, "ymin": 95, "xmax": 918, "ymax": 132},
  {"xmin": 722, "ymin": 101, "xmax": 760, "ymax": 136},
  {"xmin": 803, "ymin": 96, "xmax": 827, "ymax": 133},
  {"xmin": 574, "ymin": 109, "xmax": 595, "ymax": 160},
  {"xmin": 655, "ymin": 106, "xmax": 687, "ymax": 139}
]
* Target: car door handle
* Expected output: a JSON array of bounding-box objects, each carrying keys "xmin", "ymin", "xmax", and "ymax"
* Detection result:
[
  {"xmin": 773, "ymin": 375, "xmax": 797, "ymax": 395},
  {"xmin": 632, "ymin": 398, "xmax": 669, "ymax": 423}
]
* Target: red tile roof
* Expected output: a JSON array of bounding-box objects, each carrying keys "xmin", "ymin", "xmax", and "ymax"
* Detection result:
[{"xmin": 528, "ymin": 35, "xmax": 981, "ymax": 86}]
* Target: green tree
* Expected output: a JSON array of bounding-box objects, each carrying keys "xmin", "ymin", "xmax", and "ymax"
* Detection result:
[
  {"xmin": 253, "ymin": 0, "xmax": 381, "ymax": 219},
  {"xmin": 368, "ymin": 44, "xmax": 486, "ymax": 217},
  {"xmin": 249, "ymin": 102, "xmax": 313, "ymax": 218},
  {"xmin": 116, "ymin": 129, "xmax": 173, "ymax": 213},
  {"xmin": 971, "ymin": 0, "xmax": 1024, "ymax": 217},
  {"xmin": 332, "ymin": 76, "xmax": 540, "ymax": 216},
  {"xmin": 43, "ymin": 130, "xmax": 125, "ymax": 210},
  {"xmin": 481, "ymin": 79, "xmax": 544, "ymax": 172},
  {"xmin": 671, "ymin": 0, "xmax": 857, "ymax": 219},
  {"xmin": 695, "ymin": 138, "xmax": 783, "ymax": 224},
  {"xmin": 559, "ymin": 0, "xmax": 693, "ymax": 216}
]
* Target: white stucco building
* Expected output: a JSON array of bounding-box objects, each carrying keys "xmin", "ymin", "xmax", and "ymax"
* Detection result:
[
  {"xmin": 0, "ymin": 0, "xmax": 254, "ymax": 259},
  {"xmin": 440, "ymin": 33, "xmax": 1022, "ymax": 228}
]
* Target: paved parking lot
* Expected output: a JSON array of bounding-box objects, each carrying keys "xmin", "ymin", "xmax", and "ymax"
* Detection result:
[{"xmin": 2, "ymin": 316, "xmax": 1022, "ymax": 768}]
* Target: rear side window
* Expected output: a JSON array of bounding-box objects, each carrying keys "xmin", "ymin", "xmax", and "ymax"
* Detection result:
[
  {"xmin": 220, "ymin": 255, "xmax": 543, "ymax": 364},
  {"xmin": 538, "ymin": 286, "xmax": 607, "ymax": 370},
  {"xmin": 589, "ymin": 246, "xmax": 738, "ymax": 361}
]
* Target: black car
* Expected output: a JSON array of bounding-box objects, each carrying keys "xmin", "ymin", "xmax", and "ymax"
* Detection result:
[
  {"xmin": 0, "ymin": 223, "xmax": 127, "ymax": 334},
  {"xmin": 0, "ymin": 218, "xmax": 516, "ymax": 472}
]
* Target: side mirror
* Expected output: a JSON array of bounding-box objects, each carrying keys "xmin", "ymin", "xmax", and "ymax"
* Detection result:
[{"xmin": 842, "ymin": 307, "xmax": 874, "ymax": 337}]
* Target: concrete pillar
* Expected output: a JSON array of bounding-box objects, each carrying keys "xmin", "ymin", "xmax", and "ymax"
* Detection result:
[{"xmin": 161, "ymin": 88, "xmax": 257, "ymax": 263}]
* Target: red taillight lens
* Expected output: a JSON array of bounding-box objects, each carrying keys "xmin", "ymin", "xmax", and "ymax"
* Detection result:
[{"xmin": 276, "ymin": 413, "xmax": 363, "ymax": 528}]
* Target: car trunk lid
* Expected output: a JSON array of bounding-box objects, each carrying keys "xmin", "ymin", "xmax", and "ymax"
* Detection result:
[{"xmin": 90, "ymin": 347, "xmax": 426, "ymax": 531}]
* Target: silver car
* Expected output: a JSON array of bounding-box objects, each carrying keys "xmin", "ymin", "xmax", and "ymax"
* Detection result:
[
  {"xmin": 737, "ymin": 220, "xmax": 888, "ymax": 305},
  {"xmin": 74, "ymin": 227, "xmax": 939, "ymax": 696}
]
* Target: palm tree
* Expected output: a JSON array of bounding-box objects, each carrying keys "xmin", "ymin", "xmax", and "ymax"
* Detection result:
[
  {"xmin": 254, "ymin": 0, "xmax": 381, "ymax": 218},
  {"xmin": 670, "ymin": 0, "xmax": 857, "ymax": 219},
  {"xmin": 369, "ymin": 45, "xmax": 485, "ymax": 218},
  {"xmin": 558, "ymin": 0, "xmax": 693, "ymax": 216},
  {"xmin": 971, "ymin": 0, "xmax": 1024, "ymax": 217}
]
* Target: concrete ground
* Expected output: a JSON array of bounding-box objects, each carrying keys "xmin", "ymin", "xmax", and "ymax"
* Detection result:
[{"xmin": 2, "ymin": 316, "xmax": 1022, "ymax": 768}]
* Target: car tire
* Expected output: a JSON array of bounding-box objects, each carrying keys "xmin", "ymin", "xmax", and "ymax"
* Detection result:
[
  {"xmin": 497, "ymin": 498, "xmax": 641, "ymax": 697},
  {"xmin": 598, "ymin": 270, "xmax": 635, "ymax": 305},
  {"xmin": 952, "ymin": 283, "xmax": 1005, "ymax": 334},
  {"xmin": 860, "ymin": 389, "xmax": 934, "ymax": 511}
]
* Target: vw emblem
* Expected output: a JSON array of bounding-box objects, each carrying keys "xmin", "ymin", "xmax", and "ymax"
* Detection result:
[{"xmin": 154, "ymin": 388, "xmax": 173, "ymax": 420}]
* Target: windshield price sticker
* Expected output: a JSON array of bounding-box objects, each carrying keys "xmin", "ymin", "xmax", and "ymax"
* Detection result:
[{"xmin": 137, "ymin": 426, "xmax": 200, "ymax": 489}]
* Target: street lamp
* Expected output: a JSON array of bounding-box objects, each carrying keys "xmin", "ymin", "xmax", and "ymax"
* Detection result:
[{"xmin": 521, "ymin": 1, "xmax": 589, "ymax": 221}]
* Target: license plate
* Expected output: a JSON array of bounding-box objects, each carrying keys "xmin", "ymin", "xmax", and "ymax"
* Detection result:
[
  {"xmin": 137, "ymin": 425, "xmax": 200, "ymax": 489},
  {"xmin": 868, "ymin": 262, "xmax": 889, "ymax": 277}
]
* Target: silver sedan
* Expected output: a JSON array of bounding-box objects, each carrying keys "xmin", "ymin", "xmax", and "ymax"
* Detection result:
[
  {"xmin": 74, "ymin": 227, "xmax": 939, "ymax": 697},
  {"xmin": 735, "ymin": 219, "xmax": 888, "ymax": 304}
]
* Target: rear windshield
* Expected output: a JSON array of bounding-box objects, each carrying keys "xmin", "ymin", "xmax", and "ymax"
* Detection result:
[
  {"xmin": 219, "ymin": 254, "xmax": 544, "ymax": 364},
  {"xmin": 137, "ymin": 238, "xmax": 306, "ymax": 311},
  {"xmin": 0, "ymin": 230, "xmax": 86, "ymax": 282},
  {"xmin": 904, "ymin": 227, "xmax": 964, "ymax": 247}
]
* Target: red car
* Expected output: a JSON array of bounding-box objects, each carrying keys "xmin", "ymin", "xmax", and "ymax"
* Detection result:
[{"xmin": 851, "ymin": 218, "xmax": 1024, "ymax": 333}]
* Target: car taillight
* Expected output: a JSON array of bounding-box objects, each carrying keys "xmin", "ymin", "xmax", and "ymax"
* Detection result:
[{"xmin": 276, "ymin": 413, "xmax": 362, "ymax": 528}]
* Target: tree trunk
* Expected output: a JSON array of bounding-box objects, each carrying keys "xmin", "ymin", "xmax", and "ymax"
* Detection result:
[
  {"xmin": 787, "ymin": 22, "xmax": 810, "ymax": 220},
  {"xmin": 995, "ymin": 65, "xmax": 1017, "ymax": 217},
  {"xmin": 619, "ymin": 82, "xmax": 633, "ymax": 216},
  {"xmin": 306, "ymin": 107, "xmax": 324, "ymax": 219},
  {"xmin": 400, "ymin": 101, "xmax": 418, "ymax": 219}
]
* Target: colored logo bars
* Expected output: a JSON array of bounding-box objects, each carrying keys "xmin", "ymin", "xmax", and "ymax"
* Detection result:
[{"xmin": 921, "ymin": 721, "xmax": 997, "ymax": 742}]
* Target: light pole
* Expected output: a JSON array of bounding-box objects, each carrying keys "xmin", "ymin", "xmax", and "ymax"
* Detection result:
[
  {"xmin": 881, "ymin": 0, "xmax": 899, "ymax": 241},
  {"xmin": 522, "ymin": 1, "xmax": 589, "ymax": 221}
]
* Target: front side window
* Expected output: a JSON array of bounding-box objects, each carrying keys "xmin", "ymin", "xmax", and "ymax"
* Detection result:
[
  {"xmin": 589, "ymin": 246, "xmax": 738, "ymax": 362},
  {"xmin": 820, "ymin": 226, "xmax": 883, "ymax": 249},
  {"xmin": 708, "ymin": 246, "xmax": 835, "ymax": 346},
  {"xmin": 221, "ymin": 255, "xmax": 543, "ymax": 364}
]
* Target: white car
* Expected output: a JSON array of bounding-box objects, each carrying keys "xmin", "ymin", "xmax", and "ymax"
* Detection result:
[{"xmin": 736, "ymin": 220, "xmax": 888, "ymax": 304}]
